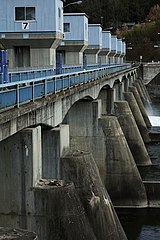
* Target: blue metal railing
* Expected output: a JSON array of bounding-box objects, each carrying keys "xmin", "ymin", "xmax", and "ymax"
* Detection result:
[
  {"xmin": 8, "ymin": 63, "xmax": 123, "ymax": 83},
  {"xmin": 0, "ymin": 64, "xmax": 133, "ymax": 111}
]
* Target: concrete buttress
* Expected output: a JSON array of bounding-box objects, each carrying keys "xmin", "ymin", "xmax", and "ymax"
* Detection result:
[
  {"xmin": 128, "ymin": 86, "xmax": 152, "ymax": 128},
  {"xmin": 123, "ymin": 92, "xmax": 151, "ymax": 143},
  {"xmin": 100, "ymin": 116, "xmax": 148, "ymax": 208},
  {"xmin": 114, "ymin": 101, "xmax": 152, "ymax": 166},
  {"xmin": 61, "ymin": 150, "xmax": 127, "ymax": 240}
]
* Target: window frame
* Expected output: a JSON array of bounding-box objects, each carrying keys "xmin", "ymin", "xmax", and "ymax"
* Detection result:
[{"xmin": 15, "ymin": 7, "xmax": 36, "ymax": 21}]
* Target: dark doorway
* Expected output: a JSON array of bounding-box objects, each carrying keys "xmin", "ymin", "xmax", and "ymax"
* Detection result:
[{"xmin": 15, "ymin": 46, "xmax": 30, "ymax": 67}]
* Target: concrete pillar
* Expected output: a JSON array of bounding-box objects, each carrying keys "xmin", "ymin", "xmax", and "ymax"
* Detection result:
[
  {"xmin": 123, "ymin": 92, "xmax": 151, "ymax": 143},
  {"xmin": 128, "ymin": 86, "xmax": 152, "ymax": 128},
  {"xmin": 0, "ymin": 227, "xmax": 37, "ymax": 240},
  {"xmin": 137, "ymin": 79, "xmax": 152, "ymax": 103},
  {"xmin": 0, "ymin": 126, "xmax": 42, "ymax": 229},
  {"xmin": 98, "ymin": 88, "xmax": 114, "ymax": 115},
  {"xmin": 114, "ymin": 101, "xmax": 152, "ymax": 166},
  {"xmin": 123, "ymin": 78, "xmax": 129, "ymax": 92},
  {"xmin": 65, "ymin": 51, "xmax": 83, "ymax": 66},
  {"xmin": 133, "ymin": 81, "xmax": 152, "ymax": 113},
  {"xmin": 33, "ymin": 180, "xmax": 96, "ymax": 240},
  {"xmin": 42, "ymin": 124, "xmax": 70, "ymax": 179},
  {"xmin": 113, "ymin": 82, "xmax": 122, "ymax": 101},
  {"xmin": 63, "ymin": 100, "xmax": 106, "ymax": 182},
  {"xmin": 100, "ymin": 116, "xmax": 148, "ymax": 207},
  {"xmin": 61, "ymin": 150, "xmax": 127, "ymax": 240}
]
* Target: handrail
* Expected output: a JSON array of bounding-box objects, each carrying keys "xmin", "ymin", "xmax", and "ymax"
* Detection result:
[{"xmin": 0, "ymin": 64, "xmax": 134, "ymax": 112}]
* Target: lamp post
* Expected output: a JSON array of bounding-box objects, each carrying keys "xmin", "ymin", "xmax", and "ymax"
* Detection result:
[{"xmin": 63, "ymin": 1, "xmax": 82, "ymax": 9}]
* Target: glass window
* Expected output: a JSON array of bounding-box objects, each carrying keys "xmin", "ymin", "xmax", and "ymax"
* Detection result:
[
  {"xmin": 26, "ymin": 7, "xmax": 35, "ymax": 20},
  {"xmin": 15, "ymin": 7, "xmax": 35, "ymax": 21},
  {"xmin": 64, "ymin": 23, "xmax": 70, "ymax": 32},
  {"xmin": 15, "ymin": 7, "xmax": 25, "ymax": 20}
]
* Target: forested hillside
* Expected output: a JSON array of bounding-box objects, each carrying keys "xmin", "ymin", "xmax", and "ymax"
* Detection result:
[{"xmin": 65, "ymin": 0, "xmax": 160, "ymax": 29}]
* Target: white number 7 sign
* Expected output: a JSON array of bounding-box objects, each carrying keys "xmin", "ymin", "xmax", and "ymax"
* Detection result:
[{"xmin": 22, "ymin": 22, "xmax": 29, "ymax": 30}]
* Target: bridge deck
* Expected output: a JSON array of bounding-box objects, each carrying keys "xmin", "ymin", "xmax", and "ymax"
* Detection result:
[{"xmin": 0, "ymin": 64, "xmax": 134, "ymax": 112}]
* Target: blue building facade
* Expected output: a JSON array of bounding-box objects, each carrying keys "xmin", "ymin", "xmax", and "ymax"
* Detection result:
[{"xmin": 0, "ymin": 0, "xmax": 64, "ymax": 68}]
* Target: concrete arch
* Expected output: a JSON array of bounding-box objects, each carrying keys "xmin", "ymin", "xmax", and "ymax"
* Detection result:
[{"xmin": 0, "ymin": 68, "xmax": 138, "ymax": 141}]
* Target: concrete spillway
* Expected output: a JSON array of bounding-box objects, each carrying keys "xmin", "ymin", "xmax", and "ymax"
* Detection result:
[
  {"xmin": 100, "ymin": 115, "xmax": 148, "ymax": 208},
  {"xmin": 114, "ymin": 101, "xmax": 152, "ymax": 166},
  {"xmin": 61, "ymin": 150, "xmax": 127, "ymax": 240}
]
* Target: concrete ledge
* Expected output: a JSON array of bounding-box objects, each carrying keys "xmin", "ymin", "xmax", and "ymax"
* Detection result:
[{"xmin": 143, "ymin": 181, "xmax": 160, "ymax": 208}]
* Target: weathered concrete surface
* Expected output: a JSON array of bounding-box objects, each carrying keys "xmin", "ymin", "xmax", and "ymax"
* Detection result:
[
  {"xmin": 0, "ymin": 227, "xmax": 37, "ymax": 240},
  {"xmin": 123, "ymin": 92, "xmax": 151, "ymax": 143},
  {"xmin": 34, "ymin": 180, "xmax": 96, "ymax": 240},
  {"xmin": 61, "ymin": 150, "xmax": 127, "ymax": 240},
  {"xmin": 137, "ymin": 79, "xmax": 152, "ymax": 103},
  {"xmin": 100, "ymin": 116, "xmax": 148, "ymax": 208},
  {"xmin": 0, "ymin": 126, "xmax": 42, "ymax": 229},
  {"xmin": 114, "ymin": 101, "xmax": 152, "ymax": 166},
  {"xmin": 63, "ymin": 99, "xmax": 106, "ymax": 182},
  {"xmin": 42, "ymin": 124, "xmax": 69, "ymax": 179},
  {"xmin": 133, "ymin": 80, "xmax": 152, "ymax": 112},
  {"xmin": 128, "ymin": 86, "xmax": 152, "ymax": 128},
  {"xmin": 98, "ymin": 88, "xmax": 114, "ymax": 115}
]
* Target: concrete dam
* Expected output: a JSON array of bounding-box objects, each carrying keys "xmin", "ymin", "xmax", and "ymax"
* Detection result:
[{"xmin": 1, "ymin": 64, "xmax": 160, "ymax": 239}]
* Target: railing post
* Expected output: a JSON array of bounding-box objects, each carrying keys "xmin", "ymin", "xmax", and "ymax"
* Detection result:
[
  {"xmin": 44, "ymin": 79, "xmax": 47, "ymax": 97},
  {"xmin": 16, "ymin": 84, "xmax": 19, "ymax": 108},
  {"xmin": 32, "ymin": 81, "xmax": 35, "ymax": 102}
]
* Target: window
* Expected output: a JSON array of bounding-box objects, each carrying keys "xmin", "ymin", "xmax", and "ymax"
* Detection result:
[
  {"xmin": 15, "ymin": 7, "xmax": 35, "ymax": 21},
  {"xmin": 64, "ymin": 23, "xmax": 70, "ymax": 32},
  {"xmin": 58, "ymin": 8, "xmax": 61, "ymax": 30}
]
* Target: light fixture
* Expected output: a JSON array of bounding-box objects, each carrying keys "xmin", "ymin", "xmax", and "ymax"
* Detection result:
[{"xmin": 63, "ymin": 1, "xmax": 82, "ymax": 9}]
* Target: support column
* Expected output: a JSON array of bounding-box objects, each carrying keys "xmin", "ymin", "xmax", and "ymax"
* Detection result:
[
  {"xmin": 128, "ymin": 86, "xmax": 152, "ymax": 128},
  {"xmin": 63, "ymin": 100, "xmax": 106, "ymax": 182},
  {"xmin": 98, "ymin": 88, "xmax": 114, "ymax": 114},
  {"xmin": 114, "ymin": 82, "xmax": 122, "ymax": 101},
  {"xmin": 133, "ymin": 80, "xmax": 152, "ymax": 113},
  {"xmin": 42, "ymin": 124, "xmax": 69, "ymax": 179},
  {"xmin": 0, "ymin": 126, "xmax": 42, "ymax": 229},
  {"xmin": 33, "ymin": 180, "xmax": 96, "ymax": 240},
  {"xmin": 114, "ymin": 101, "xmax": 152, "ymax": 166},
  {"xmin": 100, "ymin": 116, "xmax": 148, "ymax": 207},
  {"xmin": 123, "ymin": 92, "xmax": 151, "ymax": 143},
  {"xmin": 61, "ymin": 150, "xmax": 127, "ymax": 240}
]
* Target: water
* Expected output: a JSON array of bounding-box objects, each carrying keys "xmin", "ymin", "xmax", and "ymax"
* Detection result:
[
  {"xmin": 116, "ymin": 103, "xmax": 160, "ymax": 240},
  {"xmin": 116, "ymin": 209, "xmax": 160, "ymax": 240}
]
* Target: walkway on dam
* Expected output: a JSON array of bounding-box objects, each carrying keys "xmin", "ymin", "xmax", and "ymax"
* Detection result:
[{"xmin": 0, "ymin": 63, "xmax": 134, "ymax": 112}]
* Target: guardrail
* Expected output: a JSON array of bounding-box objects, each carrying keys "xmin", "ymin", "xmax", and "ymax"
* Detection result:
[
  {"xmin": 8, "ymin": 63, "xmax": 119, "ymax": 83},
  {"xmin": 0, "ymin": 64, "xmax": 133, "ymax": 111}
]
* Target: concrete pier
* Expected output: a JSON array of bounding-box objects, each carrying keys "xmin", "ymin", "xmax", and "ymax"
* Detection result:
[
  {"xmin": 114, "ymin": 101, "xmax": 152, "ymax": 166},
  {"xmin": 128, "ymin": 86, "xmax": 152, "ymax": 128},
  {"xmin": 100, "ymin": 116, "xmax": 148, "ymax": 208},
  {"xmin": 98, "ymin": 88, "xmax": 114, "ymax": 114},
  {"xmin": 42, "ymin": 124, "xmax": 69, "ymax": 179},
  {"xmin": 34, "ymin": 180, "xmax": 96, "ymax": 240},
  {"xmin": 61, "ymin": 150, "xmax": 127, "ymax": 240},
  {"xmin": 123, "ymin": 92, "xmax": 151, "ymax": 143},
  {"xmin": 63, "ymin": 99, "xmax": 106, "ymax": 182},
  {"xmin": 137, "ymin": 79, "xmax": 152, "ymax": 103},
  {"xmin": 133, "ymin": 80, "xmax": 152, "ymax": 112}
]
